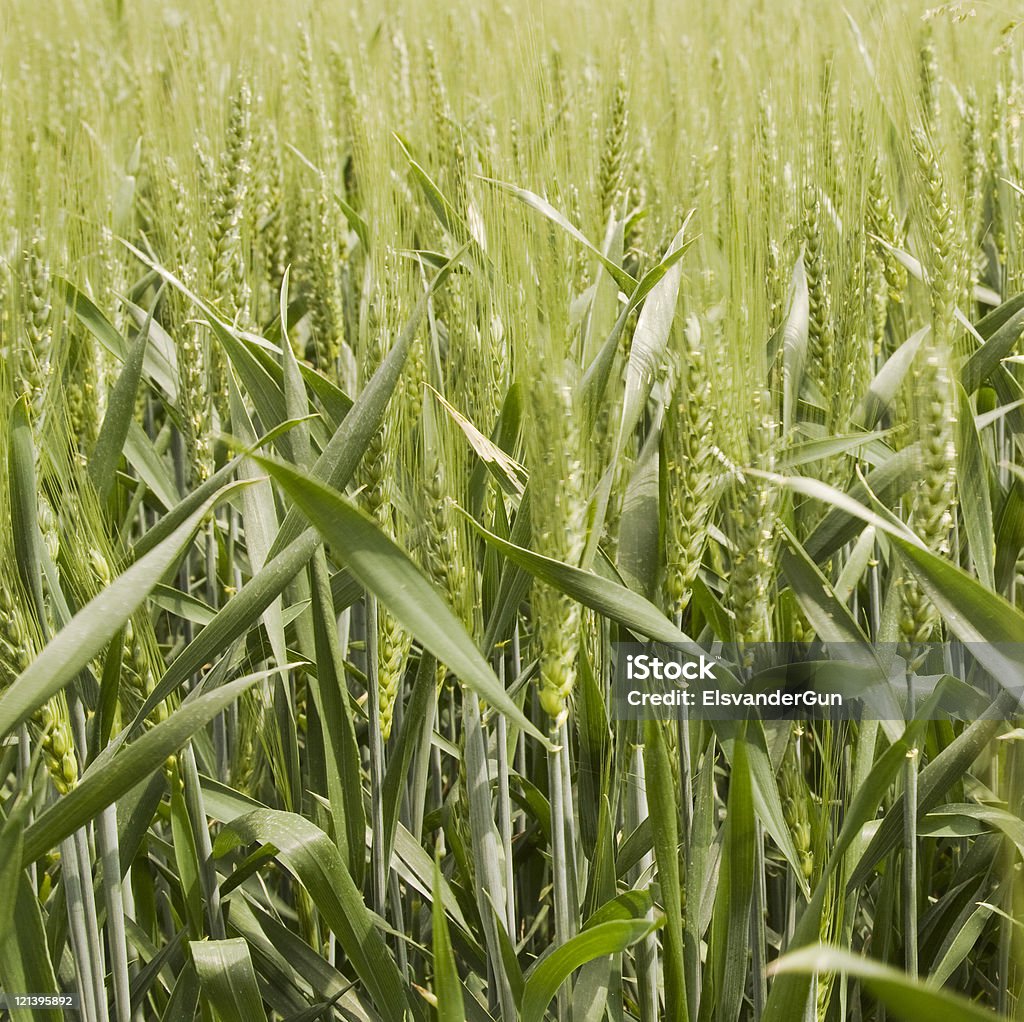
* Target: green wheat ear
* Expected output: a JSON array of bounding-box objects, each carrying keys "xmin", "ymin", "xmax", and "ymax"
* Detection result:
[
  {"xmin": 526, "ymin": 367, "xmax": 585, "ymax": 724},
  {"xmin": 802, "ymin": 182, "xmax": 835, "ymax": 423},
  {"xmin": 598, "ymin": 66, "xmax": 629, "ymax": 227},
  {"xmin": 21, "ymin": 225, "xmax": 53, "ymax": 417},
  {"xmin": 207, "ymin": 81, "xmax": 254, "ymax": 434},
  {"xmin": 728, "ymin": 390, "xmax": 780, "ymax": 651},
  {"xmin": 919, "ymin": 23, "xmax": 941, "ymax": 127},
  {"xmin": 663, "ymin": 318, "xmax": 717, "ymax": 620}
]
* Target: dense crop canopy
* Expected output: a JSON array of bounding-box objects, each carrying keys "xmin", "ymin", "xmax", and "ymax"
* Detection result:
[{"xmin": 0, "ymin": 1, "xmax": 1023, "ymax": 1019}]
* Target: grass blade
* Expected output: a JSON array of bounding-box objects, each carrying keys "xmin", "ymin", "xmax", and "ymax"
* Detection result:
[
  {"xmin": 191, "ymin": 938, "xmax": 269, "ymax": 1022},
  {"xmin": 254, "ymin": 454, "xmax": 550, "ymax": 746},
  {"xmin": 770, "ymin": 945, "xmax": 1003, "ymax": 1022}
]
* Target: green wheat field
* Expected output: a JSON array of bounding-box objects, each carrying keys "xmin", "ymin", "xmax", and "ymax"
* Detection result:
[{"xmin": 1, "ymin": 0, "xmax": 1024, "ymax": 1019}]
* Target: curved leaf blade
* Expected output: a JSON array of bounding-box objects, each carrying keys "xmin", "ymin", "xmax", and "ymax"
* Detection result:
[
  {"xmin": 520, "ymin": 919, "xmax": 660, "ymax": 1022},
  {"xmin": 254, "ymin": 455, "xmax": 550, "ymax": 747},
  {"xmin": 21, "ymin": 668, "xmax": 288, "ymax": 864},
  {"xmin": 214, "ymin": 809, "xmax": 411, "ymax": 1020},
  {"xmin": 770, "ymin": 945, "xmax": 999, "ymax": 1022},
  {"xmin": 191, "ymin": 938, "xmax": 269, "ymax": 1022},
  {"xmin": 0, "ymin": 491, "xmax": 223, "ymax": 739},
  {"xmin": 461, "ymin": 507, "xmax": 691, "ymax": 645}
]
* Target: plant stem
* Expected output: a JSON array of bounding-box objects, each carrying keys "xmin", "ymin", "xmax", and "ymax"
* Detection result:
[
  {"xmin": 62, "ymin": 833, "xmax": 99, "ymax": 1022},
  {"xmin": 464, "ymin": 694, "xmax": 516, "ymax": 1020},
  {"xmin": 903, "ymin": 669, "xmax": 919, "ymax": 979},
  {"xmin": 548, "ymin": 725, "xmax": 573, "ymax": 1021},
  {"xmin": 365, "ymin": 594, "xmax": 387, "ymax": 919},
  {"xmin": 97, "ymin": 806, "xmax": 131, "ymax": 1022},
  {"xmin": 627, "ymin": 740, "xmax": 659, "ymax": 1022},
  {"xmin": 180, "ymin": 744, "xmax": 225, "ymax": 939},
  {"xmin": 496, "ymin": 655, "xmax": 516, "ymax": 938}
]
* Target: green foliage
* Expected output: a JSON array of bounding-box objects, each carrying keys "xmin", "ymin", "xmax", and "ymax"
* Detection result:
[{"xmin": 0, "ymin": 1, "xmax": 1023, "ymax": 1020}]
